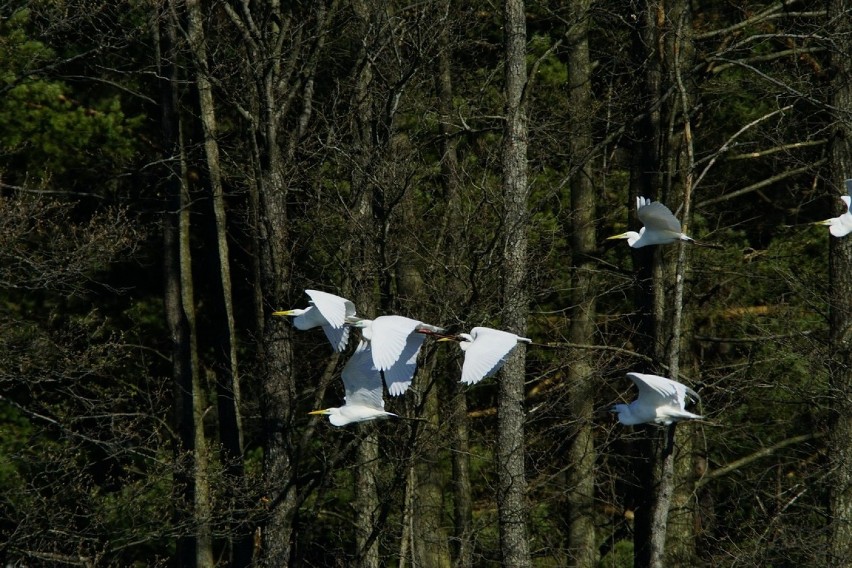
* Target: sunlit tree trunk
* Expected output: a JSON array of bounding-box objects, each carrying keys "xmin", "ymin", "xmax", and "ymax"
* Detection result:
[
  {"xmin": 157, "ymin": 8, "xmax": 214, "ymax": 567},
  {"xmin": 498, "ymin": 0, "xmax": 531, "ymax": 566},
  {"xmin": 255, "ymin": 143, "xmax": 297, "ymax": 568},
  {"xmin": 827, "ymin": 0, "xmax": 852, "ymax": 560},
  {"xmin": 184, "ymin": 2, "xmax": 251, "ymax": 564}
]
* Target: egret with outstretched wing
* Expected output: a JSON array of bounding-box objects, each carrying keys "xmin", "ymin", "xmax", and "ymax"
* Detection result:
[
  {"xmin": 273, "ymin": 289, "xmax": 356, "ymax": 351},
  {"xmin": 608, "ymin": 197, "xmax": 698, "ymax": 248},
  {"xmin": 612, "ymin": 372, "xmax": 702, "ymax": 426},
  {"xmin": 348, "ymin": 315, "xmax": 443, "ymax": 392},
  {"xmin": 308, "ymin": 341, "xmax": 396, "ymax": 426},
  {"xmin": 439, "ymin": 326, "xmax": 532, "ymax": 385}
]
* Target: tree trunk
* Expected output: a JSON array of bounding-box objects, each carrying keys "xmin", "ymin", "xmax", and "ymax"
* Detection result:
[
  {"xmin": 450, "ymin": 384, "xmax": 474, "ymax": 568},
  {"xmin": 219, "ymin": 8, "xmax": 334, "ymax": 561},
  {"xmin": 157, "ymin": 8, "xmax": 214, "ymax": 567},
  {"xmin": 249, "ymin": 52, "xmax": 298, "ymax": 568},
  {"xmin": 828, "ymin": 0, "xmax": 852, "ymax": 559},
  {"xmin": 659, "ymin": 4, "xmax": 699, "ymax": 565},
  {"xmin": 347, "ymin": 2, "xmax": 383, "ymax": 565},
  {"xmin": 498, "ymin": 0, "xmax": 531, "ymax": 566},
  {"xmin": 434, "ymin": 9, "xmax": 473, "ymax": 567},
  {"xmin": 565, "ymin": 1, "xmax": 598, "ymax": 564},
  {"xmin": 397, "ymin": 201, "xmax": 452, "ymax": 568},
  {"xmin": 218, "ymin": 3, "xmax": 318, "ymax": 564},
  {"xmin": 627, "ymin": 2, "xmax": 662, "ymax": 566},
  {"xmin": 628, "ymin": 1, "xmax": 667, "ymax": 566},
  {"xmin": 256, "ymin": 164, "xmax": 298, "ymax": 568},
  {"xmin": 184, "ymin": 2, "xmax": 251, "ymax": 564},
  {"xmin": 354, "ymin": 424, "xmax": 381, "ymax": 568}
]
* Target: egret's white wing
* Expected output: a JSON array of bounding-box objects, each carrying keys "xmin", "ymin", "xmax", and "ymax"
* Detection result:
[
  {"xmin": 637, "ymin": 201, "xmax": 681, "ymax": 233},
  {"xmin": 321, "ymin": 325, "xmax": 351, "ymax": 353},
  {"xmin": 341, "ymin": 341, "xmax": 385, "ymax": 410},
  {"xmin": 842, "ymin": 195, "xmax": 851, "ymax": 212},
  {"xmin": 383, "ymin": 333, "xmax": 426, "ymax": 396},
  {"xmin": 369, "ymin": 315, "xmax": 422, "ymax": 371},
  {"xmin": 305, "ymin": 289, "xmax": 356, "ymax": 328},
  {"xmin": 627, "ymin": 372, "xmax": 699, "ymax": 409},
  {"xmin": 460, "ymin": 327, "xmax": 521, "ymax": 384},
  {"xmin": 627, "ymin": 372, "xmax": 679, "ymax": 406}
]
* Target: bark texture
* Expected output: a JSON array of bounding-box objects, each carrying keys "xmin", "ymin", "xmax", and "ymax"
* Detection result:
[
  {"xmin": 498, "ymin": 0, "xmax": 531, "ymax": 566},
  {"xmin": 828, "ymin": 0, "xmax": 852, "ymax": 559}
]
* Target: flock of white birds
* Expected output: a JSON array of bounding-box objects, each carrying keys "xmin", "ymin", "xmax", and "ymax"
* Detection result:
[
  {"xmin": 276, "ymin": 179, "xmax": 852, "ymax": 428},
  {"xmin": 273, "ymin": 290, "xmax": 531, "ymax": 426}
]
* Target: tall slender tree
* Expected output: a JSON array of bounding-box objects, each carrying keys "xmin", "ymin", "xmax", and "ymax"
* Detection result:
[
  {"xmin": 347, "ymin": 3, "xmax": 382, "ymax": 566},
  {"xmin": 435, "ymin": 9, "xmax": 475, "ymax": 564},
  {"xmin": 565, "ymin": 0, "xmax": 598, "ymax": 564},
  {"xmin": 661, "ymin": 5, "xmax": 702, "ymax": 565},
  {"xmin": 827, "ymin": 0, "xmax": 852, "ymax": 560},
  {"xmin": 499, "ymin": 0, "xmax": 532, "ymax": 566},
  {"xmin": 220, "ymin": 2, "xmax": 334, "ymax": 564},
  {"xmin": 626, "ymin": 1, "xmax": 665, "ymax": 565},
  {"xmin": 158, "ymin": 6, "xmax": 214, "ymax": 564},
  {"xmin": 184, "ymin": 2, "xmax": 251, "ymax": 563}
]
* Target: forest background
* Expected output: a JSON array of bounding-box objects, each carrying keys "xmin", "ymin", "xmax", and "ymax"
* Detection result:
[{"xmin": 1, "ymin": 0, "xmax": 851, "ymax": 566}]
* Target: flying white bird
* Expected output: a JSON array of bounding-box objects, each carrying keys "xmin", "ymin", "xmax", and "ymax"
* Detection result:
[
  {"xmin": 438, "ymin": 326, "xmax": 532, "ymax": 384},
  {"xmin": 308, "ymin": 340, "xmax": 396, "ymax": 426},
  {"xmin": 347, "ymin": 315, "xmax": 444, "ymax": 395},
  {"xmin": 607, "ymin": 196, "xmax": 700, "ymax": 248},
  {"xmin": 272, "ymin": 290, "xmax": 356, "ymax": 352},
  {"xmin": 611, "ymin": 372, "xmax": 702, "ymax": 426},
  {"xmin": 816, "ymin": 179, "xmax": 852, "ymax": 237}
]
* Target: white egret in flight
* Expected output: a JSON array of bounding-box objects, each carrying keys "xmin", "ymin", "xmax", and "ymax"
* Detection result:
[
  {"xmin": 607, "ymin": 196, "xmax": 700, "ymax": 248},
  {"xmin": 438, "ymin": 326, "xmax": 532, "ymax": 384},
  {"xmin": 308, "ymin": 341, "xmax": 396, "ymax": 426},
  {"xmin": 611, "ymin": 372, "xmax": 702, "ymax": 426},
  {"xmin": 272, "ymin": 289, "xmax": 356, "ymax": 352},
  {"xmin": 817, "ymin": 179, "xmax": 852, "ymax": 237},
  {"xmin": 347, "ymin": 315, "xmax": 444, "ymax": 395}
]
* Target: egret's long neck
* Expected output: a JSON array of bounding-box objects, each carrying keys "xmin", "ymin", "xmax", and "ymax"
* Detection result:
[
  {"xmin": 628, "ymin": 230, "xmax": 642, "ymax": 247},
  {"xmin": 356, "ymin": 319, "xmax": 374, "ymax": 341}
]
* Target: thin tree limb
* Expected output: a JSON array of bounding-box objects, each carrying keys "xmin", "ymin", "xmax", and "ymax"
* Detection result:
[
  {"xmin": 697, "ymin": 432, "xmax": 823, "ymax": 488},
  {"xmin": 697, "ymin": 160, "xmax": 827, "ymax": 208}
]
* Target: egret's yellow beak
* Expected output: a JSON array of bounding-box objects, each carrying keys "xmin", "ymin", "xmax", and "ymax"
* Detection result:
[
  {"xmin": 437, "ymin": 337, "xmax": 456, "ymax": 342},
  {"xmin": 308, "ymin": 409, "xmax": 330, "ymax": 416},
  {"xmin": 272, "ymin": 309, "xmax": 297, "ymax": 316},
  {"xmin": 606, "ymin": 232, "xmax": 629, "ymax": 240}
]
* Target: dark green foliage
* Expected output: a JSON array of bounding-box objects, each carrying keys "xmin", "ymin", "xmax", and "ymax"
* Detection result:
[{"xmin": 0, "ymin": 8, "xmax": 142, "ymax": 189}]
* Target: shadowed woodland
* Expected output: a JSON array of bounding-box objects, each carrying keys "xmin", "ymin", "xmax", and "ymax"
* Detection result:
[{"xmin": 1, "ymin": 0, "xmax": 852, "ymax": 566}]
